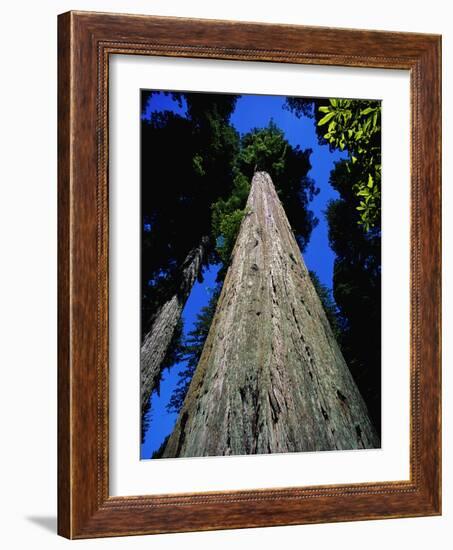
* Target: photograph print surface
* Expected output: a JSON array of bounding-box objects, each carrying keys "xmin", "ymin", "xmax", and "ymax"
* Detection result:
[{"xmin": 140, "ymin": 91, "xmax": 381, "ymax": 459}]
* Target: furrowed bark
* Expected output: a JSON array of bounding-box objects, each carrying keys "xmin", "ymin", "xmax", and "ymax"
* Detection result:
[
  {"xmin": 141, "ymin": 237, "xmax": 209, "ymax": 414},
  {"xmin": 163, "ymin": 172, "xmax": 379, "ymax": 457}
]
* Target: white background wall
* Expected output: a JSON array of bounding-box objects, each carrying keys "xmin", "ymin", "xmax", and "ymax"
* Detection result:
[{"xmin": 0, "ymin": 1, "xmax": 450, "ymax": 548}]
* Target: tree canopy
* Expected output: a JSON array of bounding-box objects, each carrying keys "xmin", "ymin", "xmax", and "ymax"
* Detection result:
[
  {"xmin": 211, "ymin": 122, "xmax": 318, "ymax": 267},
  {"xmin": 141, "ymin": 92, "xmax": 239, "ymax": 336},
  {"xmin": 285, "ymin": 97, "xmax": 381, "ymax": 231},
  {"xmin": 326, "ymin": 159, "xmax": 381, "ymax": 434}
]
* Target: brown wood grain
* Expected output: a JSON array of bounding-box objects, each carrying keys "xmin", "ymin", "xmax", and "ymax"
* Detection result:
[
  {"xmin": 57, "ymin": 11, "xmax": 71, "ymax": 538},
  {"xmin": 57, "ymin": 10, "xmax": 441, "ymax": 539}
]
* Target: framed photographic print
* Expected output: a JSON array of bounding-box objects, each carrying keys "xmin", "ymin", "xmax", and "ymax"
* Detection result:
[{"xmin": 58, "ymin": 11, "xmax": 441, "ymax": 538}]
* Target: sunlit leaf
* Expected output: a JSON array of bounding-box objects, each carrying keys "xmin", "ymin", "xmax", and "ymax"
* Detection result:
[{"xmin": 318, "ymin": 111, "xmax": 336, "ymax": 126}]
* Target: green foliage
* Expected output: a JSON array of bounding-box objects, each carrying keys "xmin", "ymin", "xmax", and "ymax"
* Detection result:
[
  {"xmin": 211, "ymin": 122, "xmax": 318, "ymax": 270},
  {"xmin": 141, "ymin": 398, "xmax": 152, "ymax": 445},
  {"xmin": 283, "ymin": 97, "xmax": 315, "ymax": 118},
  {"xmin": 210, "ymin": 172, "xmax": 251, "ymax": 261},
  {"xmin": 308, "ymin": 270, "xmax": 342, "ymax": 341},
  {"xmin": 151, "ymin": 435, "xmax": 170, "ymax": 459},
  {"xmin": 317, "ymin": 99, "xmax": 381, "ymax": 231},
  {"xmin": 167, "ymin": 286, "xmax": 222, "ymax": 415},
  {"xmin": 140, "ymin": 92, "xmax": 240, "ymax": 337},
  {"xmin": 160, "ymin": 317, "xmax": 185, "ymax": 375},
  {"xmin": 326, "ymin": 159, "xmax": 381, "ymax": 435},
  {"xmin": 238, "ymin": 120, "xmax": 289, "ymax": 176},
  {"xmin": 192, "ymin": 153, "xmax": 205, "ymax": 177},
  {"xmin": 284, "ymin": 96, "xmax": 381, "ymax": 231},
  {"xmin": 215, "ymin": 208, "xmax": 249, "ymax": 264}
]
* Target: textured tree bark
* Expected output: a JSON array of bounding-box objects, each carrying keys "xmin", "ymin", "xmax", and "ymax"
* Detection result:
[
  {"xmin": 163, "ymin": 172, "xmax": 379, "ymax": 457},
  {"xmin": 141, "ymin": 237, "xmax": 208, "ymax": 414}
]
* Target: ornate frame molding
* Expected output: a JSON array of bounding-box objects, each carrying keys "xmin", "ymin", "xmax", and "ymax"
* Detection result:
[{"xmin": 58, "ymin": 11, "xmax": 441, "ymax": 538}]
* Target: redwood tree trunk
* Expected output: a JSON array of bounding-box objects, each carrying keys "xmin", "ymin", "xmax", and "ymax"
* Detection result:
[
  {"xmin": 141, "ymin": 237, "xmax": 208, "ymax": 414},
  {"xmin": 163, "ymin": 172, "xmax": 379, "ymax": 457}
]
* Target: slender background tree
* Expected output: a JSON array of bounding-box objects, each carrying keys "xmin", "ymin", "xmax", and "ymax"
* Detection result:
[{"xmin": 140, "ymin": 91, "xmax": 240, "ymax": 414}]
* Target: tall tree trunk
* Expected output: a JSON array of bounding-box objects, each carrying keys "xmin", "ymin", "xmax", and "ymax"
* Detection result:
[
  {"xmin": 163, "ymin": 172, "xmax": 379, "ymax": 457},
  {"xmin": 141, "ymin": 236, "xmax": 209, "ymax": 414}
]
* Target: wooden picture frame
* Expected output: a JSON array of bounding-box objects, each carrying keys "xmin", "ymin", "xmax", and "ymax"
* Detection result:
[{"xmin": 58, "ymin": 10, "xmax": 441, "ymax": 539}]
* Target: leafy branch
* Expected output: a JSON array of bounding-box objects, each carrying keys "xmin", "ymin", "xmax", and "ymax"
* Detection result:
[{"xmin": 317, "ymin": 99, "xmax": 381, "ymax": 231}]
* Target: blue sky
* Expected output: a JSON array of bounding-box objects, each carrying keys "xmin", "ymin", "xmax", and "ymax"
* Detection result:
[{"xmin": 140, "ymin": 92, "xmax": 347, "ymax": 459}]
